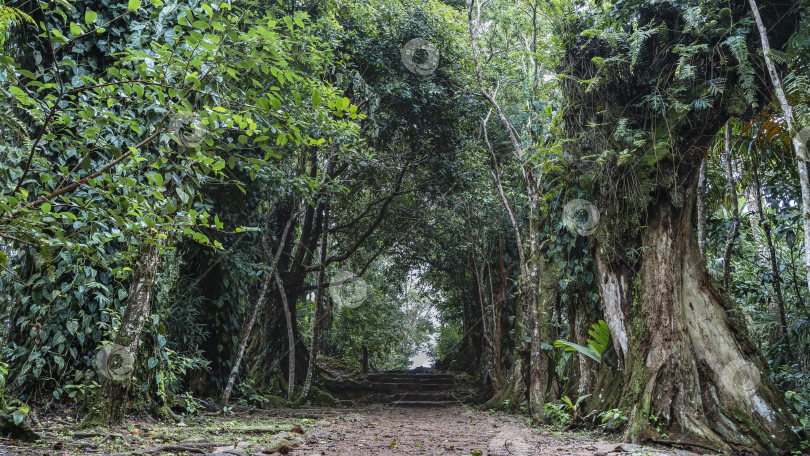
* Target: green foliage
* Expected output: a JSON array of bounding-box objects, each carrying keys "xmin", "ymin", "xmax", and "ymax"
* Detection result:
[
  {"xmin": 0, "ymin": 0, "xmax": 362, "ymax": 405},
  {"xmin": 306, "ymin": 261, "xmax": 435, "ymax": 371},
  {"xmin": 598, "ymin": 408, "xmax": 628, "ymax": 431},
  {"xmin": 544, "ymin": 401, "xmax": 572, "ymax": 427},
  {"xmin": 554, "ymin": 320, "xmax": 609, "ymax": 363},
  {"xmin": 561, "ymin": 394, "xmax": 590, "ymax": 413},
  {"xmin": 433, "ymin": 322, "xmax": 463, "ymax": 363},
  {"xmin": 0, "ymin": 359, "xmax": 30, "ymax": 426}
]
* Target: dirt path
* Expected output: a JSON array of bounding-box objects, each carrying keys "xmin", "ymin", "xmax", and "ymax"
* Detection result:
[
  {"xmin": 2, "ymin": 405, "xmax": 702, "ymax": 455},
  {"xmin": 290, "ymin": 405, "xmax": 699, "ymax": 456}
]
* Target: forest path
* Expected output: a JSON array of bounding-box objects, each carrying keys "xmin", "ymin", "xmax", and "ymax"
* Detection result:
[
  {"xmin": 290, "ymin": 404, "xmax": 701, "ymax": 456},
  {"xmin": 8, "ymin": 404, "xmax": 704, "ymax": 456}
]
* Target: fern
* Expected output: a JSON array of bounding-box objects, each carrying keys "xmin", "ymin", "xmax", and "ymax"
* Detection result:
[
  {"xmin": 554, "ymin": 320, "xmax": 610, "ymax": 363},
  {"xmin": 691, "ymin": 94, "xmax": 713, "ymax": 110},
  {"xmin": 0, "ymin": 109, "xmax": 32, "ymax": 153},
  {"xmin": 0, "ymin": 5, "xmax": 34, "ymax": 46},
  {"xmin": 628, "ymin": 26, "xmax": 657, "ymax": 68},
  {"xmin": 707, "ymin": 77, "xmax": 727, "ymax": 96},
  {"xmin": 784, "ymin": 73, "xmax": 810, "ymax": 99},
  {"xmin": 724, "ymin": 34, "xmax": 756, "ymax": 105},
  {"xmin": 683, "ymin": 6, "xmax": 705, "ymax": 32}
]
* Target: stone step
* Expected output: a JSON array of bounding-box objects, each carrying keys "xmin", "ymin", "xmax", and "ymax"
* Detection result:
[
  {"xmin": 367, "ymin": 382, "xmax": 454, "ymax": 393},
  {"xmin": 392, "ymin": 391, "xmax": 454, "ymax": 402},
  {"xmin": 389, "ymin": 400, "xmax": 455, "ymax": 407},
  {"xmin": 370, "ymin": 371, "xmax": 455, "ymax": 378},
  {"xmin": 367, "ymin": 375, "xmax": 455, "ymax": 384},
  {"xmin": 325, "ymin": 369, "xmax": 460, "ymax": 408}
]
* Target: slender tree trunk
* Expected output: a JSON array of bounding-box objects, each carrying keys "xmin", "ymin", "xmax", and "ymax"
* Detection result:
[
  {"xmin": 300, "ymin": 200, "xmax": 330, "ymax": 401},
  {"xmin": 220, "ymin": 208, "xmax": 297, "ymax": 408},
  {"xmin": 469, "ymin": 0, "xmax": 553, "ymax": 416},
  {"xmin": 274, "ymin": 268, "xmax": 296, "ymax": 399},
  {"xmin": 722, "ymin": 123, "xmax": 741, "ymax": 291},
  {"xmin": 81, "ymin": 234, "xmax": 165, "ymax": 427},
  {"xmin": 696, "ymin": 156, "xmax": 708, "ymax": 260},
  {"xmin": 752, "ymin": 162, "xmax": 793, "ymax": 361},
  {"xmin": 745, "ymin": 185, "xmax": 770, "ymax": 269},
  {"xmin": 492, "ymin": 233, "xmax": 510, "ymax": 389},
  {"xmin": 472, "ymin": 246, "xmax": 497, "ymax": 388},
  {"xmin": 748, "ymin": 0, "xmax": 810, "ymax": 296},
  {"xmin": 524, "ymin": 177, "xmax": 552, "ymax": 418},
  {"xmin": 318, "ymin": 295, "xmax": 334, "ymax": 356}
]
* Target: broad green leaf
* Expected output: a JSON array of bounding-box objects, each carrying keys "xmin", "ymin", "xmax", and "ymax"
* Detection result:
[{"xmin": 128, "ymin": 0, "xmax": 141, "ymax": 11}]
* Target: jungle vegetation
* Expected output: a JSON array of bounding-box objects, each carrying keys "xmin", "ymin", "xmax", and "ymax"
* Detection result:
[{"xmin": 1, "ymin": 0, "xmax": 810, "ymax": 452}]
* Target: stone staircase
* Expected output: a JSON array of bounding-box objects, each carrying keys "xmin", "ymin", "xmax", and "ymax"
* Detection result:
[{"xmin": 323, "ymin": 368, "xmax": 458, "ymax": 407}]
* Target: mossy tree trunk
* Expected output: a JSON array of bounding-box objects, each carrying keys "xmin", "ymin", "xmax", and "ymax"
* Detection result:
[
  {"xmin": 604, "ymin": 184, "xmax": 799, "ymax": 452},
  {"xmin": 81, "ymin": 235, "xmax": 164, "ymax": 427},
  {"xmin": 561, "ymin": 0, "xmax": 802, "ymax": 450}
]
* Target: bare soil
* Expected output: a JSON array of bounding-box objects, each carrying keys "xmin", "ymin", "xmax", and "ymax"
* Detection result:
[{"xmin": 289, "ymin": 405, "xmax": 699, "ymax": 456}]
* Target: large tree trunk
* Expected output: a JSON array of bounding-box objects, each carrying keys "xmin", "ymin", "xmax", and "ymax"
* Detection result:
[
  {"xmin": 601, "ymin": 184, "xmax": 799, "ymax": 452},
  {"xmin": 560, "ymin": 0, "xmax": 802, "ymax": 447},
  {"xmin": 81, "ymin": 235, "xmax": 164, "ymax": 427}
]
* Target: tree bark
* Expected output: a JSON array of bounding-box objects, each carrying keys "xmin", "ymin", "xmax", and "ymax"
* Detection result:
[
  {"xmin": 696, "ymin": 156, "xmax": 708, "ymax": 260},
  {"xmin": 524, "ymin": 173, "xmax": 553, "ymax": 418},
  {"xmin": 81, "ymin": 234, "xmax": 165, "ymax": 427},
  {"xmin": 571, "ymin": 300, "xmax": 597, "ymax": 395},
  {"xmin": 607, "ymin": 183, "xmax": 800, "ymax": 452}
]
